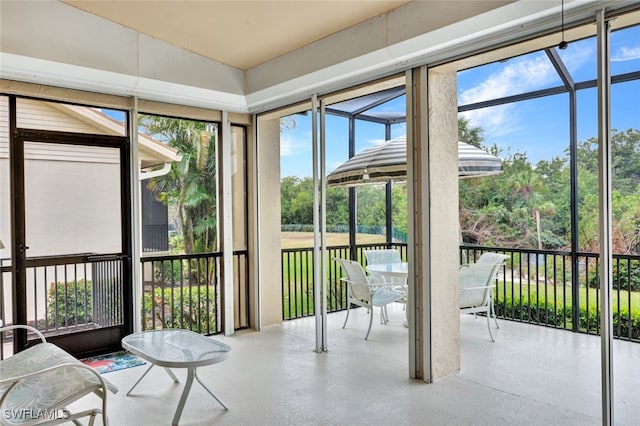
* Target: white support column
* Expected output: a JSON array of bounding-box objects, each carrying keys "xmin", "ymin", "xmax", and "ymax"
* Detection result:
[
  {"xmin": 596, "ymin": 9, "xmax": 613, "ymax": 426},
  {"xmin": 130, "ymin": 97, "xmax": 142, "ymax": 333},
  {"xmin": 254, "ymin": 115, "xmax": 282, "ymax": 328},
  {"xmin": 427, "ymin": 67, "xmax": 460, "ymax": 381},
  {"xmin": 222, "ymin": 111, "xmax": 235, "ymax": 336},
  {"xmin": 406, "ymin": 65, "xmax": 460, "ymax": 382},
  {"xmin": 319, "ymin": 99, "xmax": 328, "ymax": 351},
  {"xmin": 312, "ymin": 94, "xmax": 327, "ymax": 352}
]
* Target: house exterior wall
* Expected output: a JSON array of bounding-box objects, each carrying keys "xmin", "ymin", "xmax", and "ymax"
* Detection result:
[
  {"xmin": 22, "ymin": 152, "xmax": 122, "ymax": 257},
  {"xmin": 0, "ymin": 153, "xmax": 122, "ymax": 324}
]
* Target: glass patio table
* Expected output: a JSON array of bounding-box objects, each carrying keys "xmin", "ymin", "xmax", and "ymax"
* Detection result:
[
  {"xmin": 122, "ymin": 329, "xmax": 231, "ymax": 426},
  {"xmin": 365, "ymin": 262, "xmax": 408, "ymax": 278}
]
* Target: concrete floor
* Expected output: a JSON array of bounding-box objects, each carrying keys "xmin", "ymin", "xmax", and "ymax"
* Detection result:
[{"xmin": 71, "ymin": 304, "xmax": 640, "ymax": 425}]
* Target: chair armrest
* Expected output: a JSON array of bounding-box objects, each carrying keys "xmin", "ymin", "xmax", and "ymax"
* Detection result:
[
  {"xmin": 460, "ymin": 284, "xmax": 493, "ymax": 291},
  {"xmin": 0, "ymin": 324, "xmax": 46, "ymax": 343},
  {"xmin": 460, "ymin": 285, "xmax": 493, "ymax": 291},
  {"xmin": 1, "ymin": 361, "xmax": 99, "ymax": 387},
  {"xmin": 0, "ymin": 361, "xmax": 118, "ymax": 408}
]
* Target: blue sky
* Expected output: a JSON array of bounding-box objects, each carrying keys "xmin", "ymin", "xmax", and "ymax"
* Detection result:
[{"xmin": 281, "ymin": 24, "xmax": 640, "ymax": 178}]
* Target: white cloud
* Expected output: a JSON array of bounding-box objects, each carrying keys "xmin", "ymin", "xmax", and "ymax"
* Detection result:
[
  {"xmin": 280, "ymin": 131, "xmax": 312, "ymax": 157},
  {"xmin": 459, "ymin": 54, "xmax": 557, "ymax": 105},
  {"xmin": 459, "ymin": 44, "xmax": 592, "ymax": 138},
  {"xmin": 461, "ymin": 105, "xmax": 522, "ymax": 138},
  {"xmin": 612, "ymin": 45, "xmax": 640, "ymax": 62},
  {"xmin": 280, "ymin": 136, "xmax": 293, "ymax": 156},
  {"xmin": 560, "ymin": 43, "xmax": 594, "ymax": 74}
]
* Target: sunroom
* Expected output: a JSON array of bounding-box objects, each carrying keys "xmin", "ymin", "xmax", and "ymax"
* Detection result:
[{"xmin": 1, "ymin": 1, "xmax": 639, "ymax": 424}]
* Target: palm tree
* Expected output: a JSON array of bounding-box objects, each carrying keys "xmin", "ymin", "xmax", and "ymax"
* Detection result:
[
  {"xmin": 458, "ymin": 115, "xmax": 484, "ymax": 147},
  {"xmin": 141, "ymin": 115, "xmax": 218, "ymax": 254},
  {"xmin": 507, "ymin": 160, "xmax": 555, "ymax": 249}
]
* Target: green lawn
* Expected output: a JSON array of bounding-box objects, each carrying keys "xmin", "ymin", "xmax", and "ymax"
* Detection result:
[{"xmin": 282, "ymin": 231, "xmax": 385, "ymax": 249}]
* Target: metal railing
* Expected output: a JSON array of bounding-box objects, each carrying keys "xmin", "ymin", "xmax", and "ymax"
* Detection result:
[
  {"xmin": 0, "ymin": 250, "xmax": 248, "ymax": 359},
  {"xmin": 283, "ymin": 243, "xmax": 640, "ymax": 343},
  {"xmin": 462, "ymin": 246, "xmax": 640, "ymax": 342},
  {"xmin": 0, "ymin": 254, "xmax": 125, "ymax": 338},
  {"xmin": 282, "ymin": 242, "xmax": 406, "ymax": 320},
  {"xmin": 140, "ymin": 250, "xmax": 249, "ymax": 335}
]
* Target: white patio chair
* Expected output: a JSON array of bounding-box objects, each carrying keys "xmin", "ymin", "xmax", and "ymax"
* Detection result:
[
  {"xmin": 0, "ymin": 324, "xmax": 118, "ymax": 426},
  {"xmin": 459, "ymin": 254, "xmax": 507, "ymax": 342},
  {"xmin": 336, "ymin": 258, "xmax": 405, "ymax": 340}
]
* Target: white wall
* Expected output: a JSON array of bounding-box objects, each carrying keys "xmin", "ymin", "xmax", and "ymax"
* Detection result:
[{"xmin": 0, "ymin": 0, "xmax": 245, "ymax": 111}]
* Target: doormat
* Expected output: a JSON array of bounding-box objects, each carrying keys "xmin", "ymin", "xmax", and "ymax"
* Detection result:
[{"xmin": 81, "ymin": 350, "xmax": 146, "ymax": 374}]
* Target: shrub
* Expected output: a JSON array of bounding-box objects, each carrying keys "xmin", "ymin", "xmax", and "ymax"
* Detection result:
[
  {"xmin": 587, "ymin": 261, "xmax": 640, "ymax": 292},
  {"xmin": 47, "ymin": 279, "xmax": 93, "ymax": 328},
  {"xmin": 143, "ymin": 284, "xmax": 218, "ymax": 334},
  {"xmin": 496, "ymin": 294, "xmax": 640, "ymax": 339},
  {"xmin": 495, "ymin": 297, "xmax": 570, "ymax": 326}
]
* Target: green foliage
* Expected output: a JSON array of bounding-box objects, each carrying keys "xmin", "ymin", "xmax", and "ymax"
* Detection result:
[
  {"xmin": 281, "ymin": 176, "xmax": 407, "ymax": 240},
  {"xmin": 495, "ymin": 294, "xmax": 640, "ymax": 339},
  {"xmin": 152, "ymin": 259, "xmax": 188, "ymax": 284},
  {"xmin": 459, "ymin": 115, "xmax": 484, "ymax": 147},
  {"xmin": 356, "ymin": 186, "xmax": 386, "ymax": 227},
  {"xmin": 460, "ymin": 127, "xmax": 640, "ymax": 252},
  {"xmin": 141, "ymin": 115, "xmax": 217, "ymax": 254},
  {"xmin": 47, "ymin": 280, "xmax": 92, "ymax": 328},
  {"xmin": 142, "ymin": 285, "xmax": 218, "ymax": 334},
  {"xmin": 279, "ymin": 118, "xmax": 640, "ymax": 253},
  {"xmin": 587, "ymin": 260, "xmax": 640, "ymax": 292},
  {"xmin": 495, "ymin": 297, "xmax": 570, "ymax": 326}
]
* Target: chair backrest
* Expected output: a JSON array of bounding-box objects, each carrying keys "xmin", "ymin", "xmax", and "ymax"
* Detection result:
[
  {"xmin": 476, "ymin": 252, "xmax": 508, "ymax": 265},
  {"xmin": 459, "ymin": 261, "xmax": 502, "ymax": 308},
  {"xmin": 364, "ymin": 249, "xmax": 404, "ymax": 285},
  {"xmin": 336, "ymin": 258, "xmax": 372, "ymax": 302},
  {"xmin": 364, "ymin": 249, "xmax": 401, "ymax": 266}
]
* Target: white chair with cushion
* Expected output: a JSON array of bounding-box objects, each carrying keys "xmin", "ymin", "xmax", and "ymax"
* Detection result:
[
  {"xmin": 459, "ymin": 253, "xmax": 507, "ymax": 342},
  {"xmin": 0, "ymin": 324, "xmax": 118, "ymax": 426},
  {"xmin": 336, "ymin": 258, "xmax": 405, "ymax": 340}
]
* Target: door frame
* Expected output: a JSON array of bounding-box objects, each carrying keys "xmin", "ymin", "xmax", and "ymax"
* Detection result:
[{"xmin": 9, "ymin": 97, "xmax": 133, "ymax": 356}]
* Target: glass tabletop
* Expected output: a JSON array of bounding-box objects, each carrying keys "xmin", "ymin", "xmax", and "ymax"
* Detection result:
[
  {"xmin": 122, "ymin": 329, "xmax": 230, "ymax": 368},
  {"xmin": 366, "ymin": 262, "xmax": 408, "ymax": 276}
]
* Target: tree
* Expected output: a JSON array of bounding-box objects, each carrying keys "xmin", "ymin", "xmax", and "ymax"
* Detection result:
[
  {"xmin": 458, "ymin": 115, "xmax": 484, "ymax": 147},
  {"xmin": 141, "ymin": 116, "xmax": 218, "ymax": 254}
]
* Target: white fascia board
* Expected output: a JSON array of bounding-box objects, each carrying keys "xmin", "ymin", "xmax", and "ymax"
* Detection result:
[
  {"xmin": 245, "ymin": 0, "xmax": 624, "ymax": 113},
  {"xmin": 0, "ymin": 53, "xmax": 248, "ymax": 113}
]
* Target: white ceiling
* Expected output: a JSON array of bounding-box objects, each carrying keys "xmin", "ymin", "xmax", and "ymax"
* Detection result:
[
  {"xmin": 63, "ymin": 0, "xmax": 410, "ymax": 70},
  {"xmin": 6, "ymin": 1, "xmax": 636, "ymax": 113}
]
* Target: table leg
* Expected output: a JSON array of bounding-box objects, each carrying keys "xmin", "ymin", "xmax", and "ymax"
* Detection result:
[
  {"xmin": 195, "ymin": 369, "xmax": 228, "ymax": 410},
  {"xmin": 126, "ymin": 364, "xmax": 155, "ymax": 396},
  {"xmin": 172, "ymin": 367, "xmax": 195, "ymax": 426},
  {"xmin": 164, "ymin": 367, "xmax": 180, "ymax": 383},
  {"xmin": 127, "ymin": 364, "xmax": 181, "ymax": 397}
]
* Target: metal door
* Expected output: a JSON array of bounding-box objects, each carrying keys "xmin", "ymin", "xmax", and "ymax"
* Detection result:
[{"xmin": 11, "ymin": 124, "xmax": 132, "ymax": 357}]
